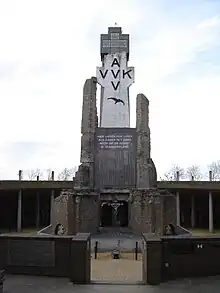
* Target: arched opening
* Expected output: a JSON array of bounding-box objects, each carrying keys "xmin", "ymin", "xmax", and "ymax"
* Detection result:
[
  {"xmin": 100, "ymin": 200, "xmax": 129, "ymax": 227},
  {"xmin": 100, "ymin": 203, "xmax": 113, "ymax": 227}
]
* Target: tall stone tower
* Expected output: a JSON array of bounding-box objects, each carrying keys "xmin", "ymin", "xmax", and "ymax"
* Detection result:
[
  {"xmin": 66, "ymin": 26, "xmax": 177, "ymax": 235},
  {"xmin": 97, "ymin": 27, "xmax": 134, "ymax": 127}
]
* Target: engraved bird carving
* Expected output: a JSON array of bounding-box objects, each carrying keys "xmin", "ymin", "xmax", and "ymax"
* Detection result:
[{"xmin": 107, "ymin": 97, "xmax": 125, "ymax": 105}]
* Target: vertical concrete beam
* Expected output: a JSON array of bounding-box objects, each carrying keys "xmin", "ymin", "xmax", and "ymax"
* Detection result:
[
  {"xmin": 209, "ymin": 192, "xmax": 213, "ymax": 233},
  {"xmin": 17, "ymin": 170, "xmax": 22, "ymax": 232},
  {"xmin": 209, "ymin": 170, "xmax": 213, "ymax": 233},
  {"xmin": 50, "ymin": 171, "xmax": 55, "ymax": 224},
  {"xmin": 191, "ymin": 176, "xmax": 195, "ymax": 228},
  {"xmin": 36, "ymin": 175, "xmax": 40, "ymax": 229},
  {"xmin": 191, "ymin": 195, "xmax": 195, "ymax": 228},
  {"xmin": 176, "ymin": 171, "xmax": 180, "ymax": 226}
]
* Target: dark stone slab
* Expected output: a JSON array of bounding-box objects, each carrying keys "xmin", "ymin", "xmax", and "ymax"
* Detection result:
[
  {"xmin": 7, "ymin": 239, "xmax": 55, "ymax": 267},
  {"xmin": 95, "ymin": 128, "xmax": 136, "ymax": 189}
]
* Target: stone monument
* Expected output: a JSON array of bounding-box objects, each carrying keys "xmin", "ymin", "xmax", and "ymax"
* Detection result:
[{"xmin": 52, "ymin": 27, "xmax": 177, "ymax": 235}]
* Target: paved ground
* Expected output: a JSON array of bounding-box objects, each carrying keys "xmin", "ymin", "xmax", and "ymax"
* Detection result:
[
  {"xmin": 91, "ymin": 259, "xmax": 142, "ymax": 282},
  {"xmin": 4, "ymin": 275, "xmax": 220, "ymax": 292}
]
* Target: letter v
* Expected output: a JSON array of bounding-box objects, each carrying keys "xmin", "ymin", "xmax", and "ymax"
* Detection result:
[
  {"xmin": 111, "ymin": 81, "xmax": 120, "ymax": 90},
  {"xmin": 99, "ymin": 69, "xmax": 108, "ymax": 79},
  {"xmin": 111, "ymin": 69, "xmax": 120, "ymax": 79}
]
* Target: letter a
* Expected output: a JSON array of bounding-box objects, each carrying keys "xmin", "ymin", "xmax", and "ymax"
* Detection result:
[{"xmin": 111, "ymin": 58, "xmax": 120, "ymax": 67}]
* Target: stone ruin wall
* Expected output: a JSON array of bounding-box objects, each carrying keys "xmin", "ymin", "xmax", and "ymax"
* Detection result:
[
  {"xmin": 50, "ymin": 82, "xmax": 177, "ymax": 235},
  {"xmin": 136, "ymin": 93, "xmax": 157, "ymax": 189},
  {"xmin": 75, "ymin": 77, "xmax": 98, "ymax": 189},
  {"xmin": 130, "ymin": 190, "xmax": 177, "ymax": 235},
  {"xmin": 75, "ymin": 192, "xmax": 99, "ymax": 233},
  {"xmin": 51, "ymin": 189, "xmax": 76, "ymax": 235}
]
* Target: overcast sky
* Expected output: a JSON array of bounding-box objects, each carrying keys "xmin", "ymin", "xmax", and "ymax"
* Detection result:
[{"xmin": 0, "ymin": 0, "xmax": 220, "ymax": 179}]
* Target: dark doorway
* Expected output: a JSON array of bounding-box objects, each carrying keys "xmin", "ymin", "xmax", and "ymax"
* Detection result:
[
  {"xmin": 117, "ymin": 202, "xmax": 128, "ymax": 227},
  {"xmin": 100, "ymin": 201, "xmax": 128, "ymax": 227},
  {"xmin": 100, "ymin": 203, "xmax": 113, "ymax": 227}
]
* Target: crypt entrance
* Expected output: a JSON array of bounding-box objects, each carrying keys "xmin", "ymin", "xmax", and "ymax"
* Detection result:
[{"xmin": 100, "ymin": 200, "xmax": 129, "ymax": 227}]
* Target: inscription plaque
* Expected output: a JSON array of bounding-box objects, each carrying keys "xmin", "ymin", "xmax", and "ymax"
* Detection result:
[
  {"xmin": 97, "ymin": 133, "xmax": 133, "ymax": 150},
  {"xmin": 8, "ymin": 240, "xmax": 55, "ymax": 267},
  {"xmin": 95, "ymin": 128, "xmax": 136, "ymax": 188}
]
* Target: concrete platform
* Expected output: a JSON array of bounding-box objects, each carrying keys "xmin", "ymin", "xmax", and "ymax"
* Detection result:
[{"xmin": 3, "ymin": 275, "xmax": 220, "ymax": 292}]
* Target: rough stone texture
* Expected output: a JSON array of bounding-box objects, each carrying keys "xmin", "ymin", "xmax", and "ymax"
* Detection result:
[
  {"xmin": 50, "ymin": 84, "xmax": 176, "ymax": 236},
  {"xmin": 51, "ymin": 189, "xmax": 176, "ymax": 236},
  {"xmin": 163, "ymin": 193, "xmax": 177, "ymax": 228},
  {"xmin": 130, "ymin": 190, "xmax": 176, "ymax": 234},
  {"xmin": 75, "ymin": 77, "xmax": 98, "ymax": 189},
  {"xmin": 73, "ymin": 190, "xmax": 99, "ymax": 234},
  {"xmin": 52, "ymin": 189, "xmax": 76, "ymax": 235},
  {"xmin": 136, "ymin": 94, "xmax": 157, "ymax": 188}
]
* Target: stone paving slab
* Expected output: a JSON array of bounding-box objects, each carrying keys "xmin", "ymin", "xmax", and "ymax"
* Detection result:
[{"xmin": 3, "ymin": 275, "xmax": 220, "ymax": 292}]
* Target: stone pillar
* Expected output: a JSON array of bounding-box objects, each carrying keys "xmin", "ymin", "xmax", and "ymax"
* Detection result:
[
  {"xmin": 190, "ymin": 175, "xmax": 195, "ymax": 228},
  {"xmin": 176, "ymin": 171, "xmax": 180, "ymax": 226},
  {"xmin": 50, "ymin": 171, "xmax": 55, "ymax": 224},
  {"xmin": 76, "ymin": 77, "xmax": 97, "ymax": 188},
  {"xmin": 136, "ymin": 94, "xmax": 157, "ymax": 188},
  {"xmin": 17, "ymin": 170, "xmax": 22, "ymax": 232},
  {"xmin": 209, "ymin": 170, "xmax": 213, "ymax": 233},
  {"xmin": 191, "ymin": 195, "xmax": 195, "ymax": 228},
  {"xmin": 36, "ymin": 175, "xmax": 40, "ymax": 229},
  {"xmin": 208, "ymin": 192, "xmax": 213, "ymax": 233},
  {"xmin": 75, "ymin": 196, "xmax": 81, "ymax": 232}
]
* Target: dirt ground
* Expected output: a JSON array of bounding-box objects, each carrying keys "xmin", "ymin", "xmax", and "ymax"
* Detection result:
[{"xmin": 91, "ymin": 253, "xmax": 143, "ymax": 282}]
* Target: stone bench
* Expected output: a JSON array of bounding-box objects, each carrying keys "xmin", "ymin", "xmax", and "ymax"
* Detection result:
[{"xmin": 0, "ymin": 270, "xmax": 5, "ymax": 293}]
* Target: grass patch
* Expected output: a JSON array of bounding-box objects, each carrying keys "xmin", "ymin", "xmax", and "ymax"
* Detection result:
[{"xmin": 189, "ymin": 229, "xmax": 220, "ymax": 236}]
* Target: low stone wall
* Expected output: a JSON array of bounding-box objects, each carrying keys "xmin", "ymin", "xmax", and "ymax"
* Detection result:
[
  {"xmin": 0, "ymin": 233, "xmax": 90, "ymax": 284},
  {"xmin": 143, "ymin": 234, "xmax": 220, "ymax": 285}
]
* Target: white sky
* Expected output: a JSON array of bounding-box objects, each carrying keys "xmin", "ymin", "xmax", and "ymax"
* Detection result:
[{"xmin": 0, "ymin": 0, "xmax": 220, "ymax": 179}]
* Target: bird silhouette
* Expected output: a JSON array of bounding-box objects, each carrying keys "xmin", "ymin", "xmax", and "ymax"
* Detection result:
[{"xmin": 107, "ymin": 97, "xmax": 125, "ymax": 105}]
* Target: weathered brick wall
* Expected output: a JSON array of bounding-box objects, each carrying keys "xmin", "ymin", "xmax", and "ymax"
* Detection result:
[
  {"xmin": 130, "ymin": 190, "xmax": 152, "ymax": 234},
  {"xmin": 130, "ymin": 190, "xmax": 177, "ymax": 235},
  {"xmin": 76, "ymin": 194, "xmax": 99, "ymax": 233},
  {"xmin": 52, "ymin": 189, "xmax": 76, "ymax": 235},
  {"xmin": 163, "ymin": 194, "xmax": 177, "ymax": 227}
]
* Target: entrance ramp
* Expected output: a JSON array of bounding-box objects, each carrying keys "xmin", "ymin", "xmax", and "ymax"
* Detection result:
[{"xmin": 91, "ymin": 231, "xmax": 143, "ymax": 284}]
